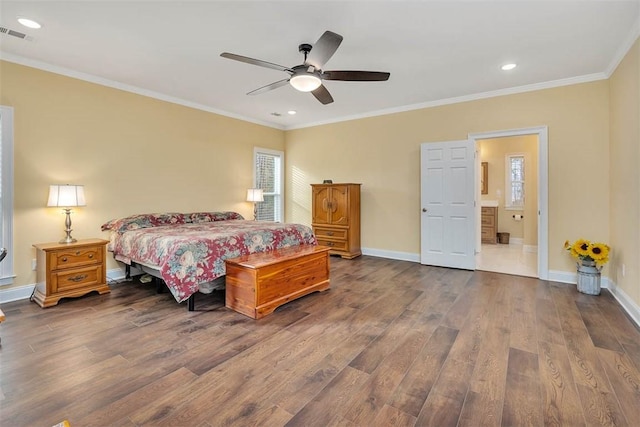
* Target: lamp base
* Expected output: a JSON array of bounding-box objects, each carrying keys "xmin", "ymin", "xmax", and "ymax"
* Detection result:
[{"xmin": 60, "ymin": 209, "xmax": 77, "ymax": 244}]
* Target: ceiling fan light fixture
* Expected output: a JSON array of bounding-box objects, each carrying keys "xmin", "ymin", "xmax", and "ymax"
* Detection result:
[{"xmin": 290, "ymin": 74, "xmax": 321, "ymax": 92}]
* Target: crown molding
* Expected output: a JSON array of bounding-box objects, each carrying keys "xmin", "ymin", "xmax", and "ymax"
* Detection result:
[
  {"xmin": 0, "ymin": 52, "xmax": 285, "ymax": 130},
  {"xmin": 285, "ymin": 72, "xmax": 607, "ymax": 130},
  {"xmin": 0, "ymin": 50, "xmax": 618, "ymax": 132}
]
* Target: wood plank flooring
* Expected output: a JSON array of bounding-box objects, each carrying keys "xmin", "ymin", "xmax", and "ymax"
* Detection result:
[{"xmin": 1, "ymin": 256, "xmax": 639, "ymax": 426}]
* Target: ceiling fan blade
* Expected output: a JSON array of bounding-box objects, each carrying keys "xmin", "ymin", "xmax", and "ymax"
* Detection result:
[
  {"xmin": 311, "ymin": 84, "xmax": 334, "ymax": 105},
  {"xmin": 322, "ymin": 70, "xmax": 390, "ymax": 81},
  {"xmin": 247, "ymin": 78, "xmax": 290, "ymax": 96},
  {"xmin": 221, "ymin": 52, "xmax": 293, "ymax": 73},
  {"xmin": 306, "ymin": 31, "xmax": 343, "ymax": 70}
]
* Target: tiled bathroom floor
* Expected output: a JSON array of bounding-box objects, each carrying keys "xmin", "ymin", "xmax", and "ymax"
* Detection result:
[{"xmin": 476, "ymin": 243, "xmax": 537, "ymax": 277}]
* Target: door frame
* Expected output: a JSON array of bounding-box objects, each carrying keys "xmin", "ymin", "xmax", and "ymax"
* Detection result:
[{"xmin": 469, "ymin": 126, "xmax": 548, "ymax": 280}]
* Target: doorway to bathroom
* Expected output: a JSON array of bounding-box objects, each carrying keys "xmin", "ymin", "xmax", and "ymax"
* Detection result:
[{"xmin": 470, "ymin": 127, "xmax": 548, "ymax": 279}]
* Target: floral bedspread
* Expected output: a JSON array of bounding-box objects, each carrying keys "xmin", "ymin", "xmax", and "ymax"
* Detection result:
[{"xmin": 108, "ymin": 220, "xmax": 317, "ymax": 303}]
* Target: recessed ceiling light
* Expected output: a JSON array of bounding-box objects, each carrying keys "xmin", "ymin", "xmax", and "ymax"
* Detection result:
[
  {"xmin": 287, "ymin": 110, "xmax": 297, "ymax": 115},
  {"xmin": 17, "ymin": 17, "xmax": 42, "ymax": 29},
  {"xmin": 501, "ymin": 63, "xmax": 517, "ymax": 71}
]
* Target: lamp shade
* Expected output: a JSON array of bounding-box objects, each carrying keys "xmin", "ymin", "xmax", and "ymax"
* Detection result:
[
  {"xmin": 47, "ymin": 184, "xmax": 86, "ymax": 207},
  {"xmin": 246, "ymin": 188, "xmax": 264, "ymax": 202}
]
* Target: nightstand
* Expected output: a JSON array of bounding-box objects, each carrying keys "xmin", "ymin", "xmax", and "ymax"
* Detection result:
[{"xmin": 32, "ymin": 238, "xmax": 110, "ymax": 308}]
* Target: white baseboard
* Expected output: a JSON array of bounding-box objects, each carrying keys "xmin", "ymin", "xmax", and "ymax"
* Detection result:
[
  {"xmin": 523, "ymin": 245, "xmax": 538, "ymax": 253},
  {"xmin": 0, "ymin": 284, "xmax": 35, "ymax": 304},
  {"xmin": 509, "ymin": 237, "xmax": 524, "ymax": 245},
  {"xmin": 107, "ymin": 267, "xmax": 127, "ymax": 282},
  {"xmin": 0, "ymin": 267, "xmax": 141, "ymax": 305},
  {"xmin": 547, "ymin": 269, "xmax": 577, "ymax": 284},
  {"xmin": 548, "ymin": 269, "xmax": 639, "ymax": 327},
  {"xmin": 548, "ymin": 269, "xmax": 613, "ymax": 288},
  {"xmin": 606, "ymin": 280, "xmax": 640, "ymax": 328},
  {"xmin": 106, "ymin": 266, "xmax": 143, "ymax": 282},
  {"xmin": 361, "ymin": 247, "xmax": 420, "ymax": 263}
]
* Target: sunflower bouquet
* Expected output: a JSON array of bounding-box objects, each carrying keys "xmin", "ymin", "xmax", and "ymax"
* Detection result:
[{"xmin": 564, "ymin": 239, "xmax": 610, "ymax": 266}]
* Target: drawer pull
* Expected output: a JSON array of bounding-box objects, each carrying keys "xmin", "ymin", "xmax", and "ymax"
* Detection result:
[
  {"xmin": 326, "ymin": 242, "xmax": 334, "ymax": 247},
  {"xmin": 327, "ymin": 231, "xmax": 334, "ymax": 236},
  {"xmin": 88, "ymin": 253, "xmax": 94, "ymax": 259},
  {"xmin": 62, "ymin": 257, "xmax": 68, "ymax": 262},
  {"xmin": 76, "ymin": 251, "xmax": 80, "ymax": 256},
  {"xmin": 67, "ymin": 274, "xmax": 88, "ymax": 282}
]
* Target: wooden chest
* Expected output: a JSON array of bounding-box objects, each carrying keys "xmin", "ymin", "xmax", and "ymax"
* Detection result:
[{"xmin": 225, "ymin": 245, "xmax": 330, "ymax": 319}]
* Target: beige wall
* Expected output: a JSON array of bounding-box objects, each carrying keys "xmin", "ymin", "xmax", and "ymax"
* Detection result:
[
  {"xmin": 1, "ymin": 61, "xmax": 285, "ymax": 289},
  {"xmin": 609, "ymin": 38, "xmax": 640, "ymax": 306},
  {"xmin": 285, "ymin": 81, "xmax": 610, "ymax": 272},
  {"xmin": 4, "ymin": 48, "xmax": 637, "ymax": 309},
  {"xmin": 479, "ymin": 135, "xmax": 538, "ymax": 246}
]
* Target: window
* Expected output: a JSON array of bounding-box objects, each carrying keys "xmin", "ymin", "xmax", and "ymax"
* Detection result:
[
  {"xmin": 0, "ymin": 106, "xmax": 14, "ymax": 285},
  {"xmin": 254, "ymin": 148, "xmax": 284, "ymax": 222},
  {"xmin": 505, "ymin": 154, "xmax": 525, "ymax": 209}
]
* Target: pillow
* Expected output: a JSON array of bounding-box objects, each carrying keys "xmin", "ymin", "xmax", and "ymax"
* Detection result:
[
  {"xmin": 186, "ymin": 211, "xmax": 244, "ymax": 223},
  {"xmin": 101, "ymin": 213, "xmax": 186, "ymax": 233}
]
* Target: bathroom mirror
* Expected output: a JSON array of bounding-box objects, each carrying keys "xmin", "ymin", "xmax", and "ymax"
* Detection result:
[{"xmin": 481, "ymin": 162, "xmax": 488, "ymax": 194}]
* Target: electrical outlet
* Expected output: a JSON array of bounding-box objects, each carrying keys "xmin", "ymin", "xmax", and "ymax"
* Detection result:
[
  {"xmin": 622, "ymin": 264, "xmax": 626, "ymax": 277},
  {"xmin": 31, "ymin": 258, "xmax": 37, "ymax": 271}
]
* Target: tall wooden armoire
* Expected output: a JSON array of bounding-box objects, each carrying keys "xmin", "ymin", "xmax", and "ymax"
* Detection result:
[{"xmin": 311, "ymin": 183, "xmax": 361, "ymax": 259}]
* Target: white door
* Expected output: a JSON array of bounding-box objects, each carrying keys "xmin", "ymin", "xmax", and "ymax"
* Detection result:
[{"xmin": 420, "ymin": 140, "xmax": 476, "ymax": 269}]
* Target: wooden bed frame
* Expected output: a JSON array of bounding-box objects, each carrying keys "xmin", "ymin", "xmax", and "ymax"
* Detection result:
[{"xmin": 124, "ymin": 263, "xmax": 216, "ymax": 311}]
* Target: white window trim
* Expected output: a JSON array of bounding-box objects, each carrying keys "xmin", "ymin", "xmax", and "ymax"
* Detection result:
[
  {"xmin": 1, "ymin": 106, "xmax": 15, "ymax": 285},
  {"xmin": 505, "ymin": 153, "xmax": 525, "ymax": 211},
  {"xmin": 253, "ymin": 147, "xmax": 284, "ymax": 222}
]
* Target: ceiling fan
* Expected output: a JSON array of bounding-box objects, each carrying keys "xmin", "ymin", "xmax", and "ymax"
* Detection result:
[{"xmin": 220, "ymin": 30, "xmax": 390, "ymax": 105}]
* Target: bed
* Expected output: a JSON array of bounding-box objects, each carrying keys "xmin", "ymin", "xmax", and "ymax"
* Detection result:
[{"xmin": 101, "ymin": 212, "xmax": 317, "ymax": 310}]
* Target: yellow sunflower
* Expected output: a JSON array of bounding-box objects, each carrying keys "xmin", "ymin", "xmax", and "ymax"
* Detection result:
[
  {"xmin": 571, "ymin": 239, "xmax": 590, "ymax": 258},
  {"xmin": 589, "ymin": 243, "xmax": 610, "ymax": 263}
]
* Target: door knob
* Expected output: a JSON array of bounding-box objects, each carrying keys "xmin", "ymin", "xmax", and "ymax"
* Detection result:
[{"xmin": 422, "ymin": 208, "xmax": 428, "ymax": 212}]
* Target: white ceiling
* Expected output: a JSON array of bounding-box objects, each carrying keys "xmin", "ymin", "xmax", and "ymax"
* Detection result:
[{"xmin": 1, "ymin": 1, "xmax": 639, "ymax": 130}]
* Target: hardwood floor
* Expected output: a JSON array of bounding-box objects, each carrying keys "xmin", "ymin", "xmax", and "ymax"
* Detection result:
[{"xmin": 1, "ymin": 256, "xmax": 639, "ymax": 426}]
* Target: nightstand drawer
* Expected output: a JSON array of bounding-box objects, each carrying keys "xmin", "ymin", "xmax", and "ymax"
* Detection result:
[
  {"xmin": 313, "ymin": 226, "xmax": 348, "ymax": 240},
  {"xmin": 52, "ymin": 265, "xmax": 104, "ymax": 293},
  {"xmin": 50, "ymin": 246, "xmax": 103, "ymax": 270}
]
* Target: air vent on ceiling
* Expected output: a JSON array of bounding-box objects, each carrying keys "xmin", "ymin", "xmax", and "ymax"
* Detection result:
[{"xmin": 0, "ymin": 27, "xmax": 33, "ymax": 41}]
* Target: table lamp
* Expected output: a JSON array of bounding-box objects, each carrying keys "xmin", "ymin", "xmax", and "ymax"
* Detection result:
[
  {"xmin": 47, "ymin": 184, "xmax": 86, "ymax": 243},
  {"xmin": 246, "ymin": 188, "xmax": 264, "ymax": 220}
]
